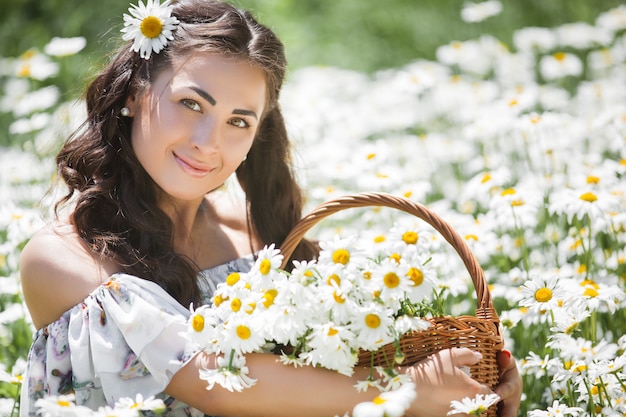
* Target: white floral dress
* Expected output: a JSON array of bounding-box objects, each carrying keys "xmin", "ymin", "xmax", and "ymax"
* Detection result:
[{"xmin": 20, "ymin": 256, "xmax": 255, "ymax": 417}]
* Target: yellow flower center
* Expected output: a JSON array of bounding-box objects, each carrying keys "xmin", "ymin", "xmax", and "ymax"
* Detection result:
[
  {"xmin": 363, "ymin": 271, "xmax": 372, "ymax": 280},
  {"xmin": 553, "ymin": 52, "xmax": 566, "ymax": 61},
  {"xmin": 259, "ymin": 259, "xmax": 272, "ymax": 275},
  {"xmin": 481, "ymin": 173, "xmax": 491, "ymax": 183},
  {"xmin": 230, "ymin": 298, "xmax": 242, "ymax": 312},
  {"xmin": 365, "ymin": 313, "xmax": 381, "ymax": 329},
  {"xmin": 17, "ymin": 64, "xmax": 31, "ymax": 78},
  {"xmin": 373, "ymin": 396, "xmax": 387, "ymax": 405},
  {"xmin": 583, "ymin": 288, "xmax": 599, "ymax": 298},
  {"xmin": 389, "ymin": 253, "xmax": 401, "ymax": 263},
  {"xmin": 327, "ymin": 327, "xmax": 339, "ymax": 336},
  {"xmin": 226, "ymin": 272, "xmax": 240, "ymax": 286},
  {"xmin": 465, "ymin": 234, "xmax": 479, "ymax": 241},
  {"xmin": 373, "ymin": 235, "xmax": 386, "ymax": 243},
  {"xmin": 406, "ymin": 267, "xmax": 424, "ymax": 286},
  {"xmin": 245, "ymin": 302, "xmax": 256, "ymax": 314},
  {"xmin": 402, "ymin": 231, "xmax": 419, "ymax": 244},
  {"xmin": 579, "ymin": 192, "xmax": 598, "ymax": 203},
  {"xmin": 191, "ymin": 314, "xmax": 204, "ymax": 332},
  {"xmin": 383, "ymin": 272, "xmax": 400, "ymax": 288},
  {"xmin": 140, "ymin": 16, "xmax": 163, "ymax": 39},
  {"xmin": 501, "ymin": 188, "xmax": 516, "ymax": 196},
  {"xmin": 333, "ymin": 291, "xmax": 346, "ymax": 304},
  {"xmin": 586, "ymin": 175, "xmax": 600, "ymax": 184},
  {"xmin": 327, "ymin": 274, "xmax": 341, "ymax": 286},
  {"xmin": 580, "ymin": 279, "xmax": 599, "ymax": 289},
  {"xmin": 57, "ymin": 400, "xmax": 71, "ymax": 407},
  {"xmin": 366, "ymin": 153, "xmax": 376, "ymax": 160},
  {"xmin": 213, "ymin": 294, "xmax": 227, "ymax": 307},
  {"xmin": 236, "ymin": 325, "xmax": 251, "ymax": 340},
  {"xmin": 332, "ymin": 249, "xmax": 350, "ymax": 265},
  {"xmin": 511, "ymin": 199, "xmax": 525, "ymax": 207},
  {"xmin": 534, "ymin": 287, "xmax": 553, "ymax": 303},
  {"xmin": 263, "ymin": 289, "xmax": 278, "ymax": 308}
]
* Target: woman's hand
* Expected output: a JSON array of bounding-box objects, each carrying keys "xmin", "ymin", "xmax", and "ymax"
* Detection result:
[
  {"xmin": 494, "ymin": 350, "xmax": 522, "ymax": 417},
  {"xmin": 404, "ymin": 348, "xmax": 494, "ymax": 417}
]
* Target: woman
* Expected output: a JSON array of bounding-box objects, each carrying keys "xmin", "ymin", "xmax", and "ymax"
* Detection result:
[{"xmin": 19, "ymin": 0, "xmax": 522, "ymax": 416}]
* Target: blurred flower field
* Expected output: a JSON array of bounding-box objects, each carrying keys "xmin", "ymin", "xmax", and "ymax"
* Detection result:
[{"xmin": 1, "ymin": 2, "xmax": 626, "ymax": 416}]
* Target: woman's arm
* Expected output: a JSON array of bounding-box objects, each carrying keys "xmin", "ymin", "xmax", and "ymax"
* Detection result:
[{"xmin": 166, "ymin": 347, "xmax": 491, "ymax": 417}]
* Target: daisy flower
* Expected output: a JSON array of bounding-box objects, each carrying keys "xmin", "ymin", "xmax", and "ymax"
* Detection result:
[
  {"xmin": 34, "ymin": 394, "xmax": 93, "ymax": 417},
  {"xmin": 447, "ymin": 393, "xmax": 500, "ymax": 416},
  {"xmin": 539, "ymin": 52, "xmax": 583, "ymax": 81},
  {"xmin": 349, "ymin": 303, "xmax": 396, "ymax": 351},
  {"xmin": 183, "ymin": 303, "xmax": 218, "ymax": 351},
  {"xmin": 199, "ymin": 354, "xmax": 257, "ymax": 392},
  {"xmin": 221, "ymin": 316, "xmax": 266, "ymax": 354},
  {"xmin": 353, "ymin": 382, "xmax": 417, "ymax": 417},
  {"xmin": 304, "ymin": 322, "xmax": 357, "ymax": 376},
  {"xmin": 114, "ymin": 394, "xmax": 165, "ymax": 414},
  {"xmin": 121, "ymin": 0, "xmax": 179, "ymax": 60},
  {"xmin": 528, "ymin": 400, "xmax": 584, "ymax": 417},
  {"xmin": 519, "ymin": 275, "xmax": 569, "ymax": 314},
  {"xmin": 460, "ymin": 1, "xmax": 503, "ymax": 23}
]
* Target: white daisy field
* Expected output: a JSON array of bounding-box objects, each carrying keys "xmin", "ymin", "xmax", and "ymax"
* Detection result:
[{"xmin": 1, "ymin": 3, "xmax": 625, "ymax": 417}]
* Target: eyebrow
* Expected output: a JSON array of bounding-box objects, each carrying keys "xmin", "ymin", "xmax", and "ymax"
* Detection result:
[
  {"xmin": 190, "ymin": 86, "xmax": 258, "ymax": 119},
  {"xmin": 190, "ymin": 86, "xmax": 216, "ymax": 106}
]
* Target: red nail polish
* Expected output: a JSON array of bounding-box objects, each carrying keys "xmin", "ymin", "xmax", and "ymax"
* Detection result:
[{"xmin": 501, "ymin": 349, "xmax": 511, "ymax": 359}]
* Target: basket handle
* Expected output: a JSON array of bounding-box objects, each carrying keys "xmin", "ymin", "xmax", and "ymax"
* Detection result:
[{"xmin": 279, "ymin": 192, "xmax": 499, "ymax": 321}]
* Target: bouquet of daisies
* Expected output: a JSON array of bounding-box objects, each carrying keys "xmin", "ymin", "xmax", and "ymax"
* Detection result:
[{"xmin": 182, "ymin": 223, "xmax": 443, "ymax": 393}]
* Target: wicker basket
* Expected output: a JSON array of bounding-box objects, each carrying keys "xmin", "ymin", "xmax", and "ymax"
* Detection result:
[{"xmin": 279, "ymin": 192, "xmax": 503, "ymax": 416}]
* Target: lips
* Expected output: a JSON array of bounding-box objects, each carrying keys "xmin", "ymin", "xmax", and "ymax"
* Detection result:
[{"xmin": 173, "ymin": 152, "xmax": 213, "ymax": 178}]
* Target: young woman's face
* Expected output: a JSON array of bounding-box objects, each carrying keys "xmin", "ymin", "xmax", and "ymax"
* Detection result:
[{"xmin": 128, "ymin": 53, "xmax": 266, "ymax": 202}]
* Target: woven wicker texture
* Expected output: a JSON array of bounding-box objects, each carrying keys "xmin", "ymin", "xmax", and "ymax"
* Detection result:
[{"xmin": 279, "ymin": 192, "xmax": 504, "ymax": 416}]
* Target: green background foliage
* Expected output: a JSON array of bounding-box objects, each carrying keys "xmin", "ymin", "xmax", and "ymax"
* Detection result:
[{"xmin": 2, "ymin": 0, "xmax": 623, "ymax": 77}]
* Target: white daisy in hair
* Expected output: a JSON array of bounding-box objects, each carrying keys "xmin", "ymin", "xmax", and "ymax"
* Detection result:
[{"xmin": 121, "ymin": 0, "xmax": 179, "ymax": 60}]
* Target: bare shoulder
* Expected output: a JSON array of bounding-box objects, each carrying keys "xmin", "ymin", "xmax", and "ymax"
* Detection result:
[{"xmin": 20, "ymin": 221, "xmax": 119, "ymax": 329}]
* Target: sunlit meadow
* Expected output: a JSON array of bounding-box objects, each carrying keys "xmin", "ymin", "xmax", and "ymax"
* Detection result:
[{"xmin": 1, "ymin": 3, "xmax": 625, "ymax": 416}]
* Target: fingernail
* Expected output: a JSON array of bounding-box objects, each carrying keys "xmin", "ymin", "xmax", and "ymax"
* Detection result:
[
  {"xmin": 501, "ymin": 349, "xmax": 511, "ymax": 359},
  {"xmin": 473, "ymin": 351, "xmax": 483, "ymax": 361}
]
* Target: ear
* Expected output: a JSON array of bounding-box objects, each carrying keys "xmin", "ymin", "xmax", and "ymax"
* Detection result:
[{"xmin": 124, "ymin": 95, "xmax": 138, "ymax": 117}]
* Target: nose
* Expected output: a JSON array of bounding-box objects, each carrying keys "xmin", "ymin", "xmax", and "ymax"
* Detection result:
[{"xmin": 191, "ymin": 118, "xmax": 219, "ymax": 153}]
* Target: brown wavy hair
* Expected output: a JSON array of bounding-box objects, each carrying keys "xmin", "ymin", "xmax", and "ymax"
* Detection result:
[{"xmin": 55, "ymin": 0, "xmax": 318, "ymax": 306}]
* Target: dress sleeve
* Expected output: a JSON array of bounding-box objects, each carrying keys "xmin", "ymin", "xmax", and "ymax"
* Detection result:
[{"xmin": 23, "ymin": 273, "xmax": 198, "ymax": 411}]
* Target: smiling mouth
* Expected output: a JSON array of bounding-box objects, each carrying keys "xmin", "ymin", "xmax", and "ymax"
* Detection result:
[{"xmin": 173, "ymin": 153, "xmax": 213, "ymax": 178}]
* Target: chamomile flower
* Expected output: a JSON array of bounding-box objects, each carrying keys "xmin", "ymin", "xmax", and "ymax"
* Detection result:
[
  {"xmin": 121, "ymin": 0, "xmax": 179, "ymax": 60},
  {"xmin": 519, "ymin": 275, "xmax": 567, "ymax": 314},
  {"xmin": 34, "ymin": 394, "xmax": 92, "ymax": 417},
  {"xmin": 353, "ymin": 382, "xmax": 417, "ymax": 417},
  {"xmin": 183, "ymin": 304, "xmax": 218, "ymax": 350},
  {"xmin": 539, "ymin": 52, "xmax": 583, "ymax": 81},
  {"xmin": 199, "ymin": 354, "xmax": 257, "ymax": 392},
  {"xmin": 350, "ymin": 304, "xmax": 396, "ymax": 351},
  {"xmin": 447, "ymin": 393, "xmax": 500, "ymax": 416},
  {"xmin": 221, "ymin": 317, "xmax": 266, "ymax": 354},
  {"xmin": 304, "ymin": 322, "xmax": 357, "ymax": 376},
  {"xmin": 528, "ymin": 400, "xmax": 583, "ymax": 417},
  {"xmin": 114, "ymin": 394, "xmax": 165, "ymax": 414},
  {"xmin": 251, "ymin": 244, "xmax": 284, "ymax": 287},
  {"xmin": 460, "ymin": 1, "xmax": 503, "ymax": 23}
]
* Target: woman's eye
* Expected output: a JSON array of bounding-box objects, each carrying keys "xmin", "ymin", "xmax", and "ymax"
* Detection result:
[
  {"xmin": 229, "ymin": 118, "xmax": 250, "ymax": 129},
  {"xmin": 181, "ymin": 99, "xmax": 201, "ymax": 112}
]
